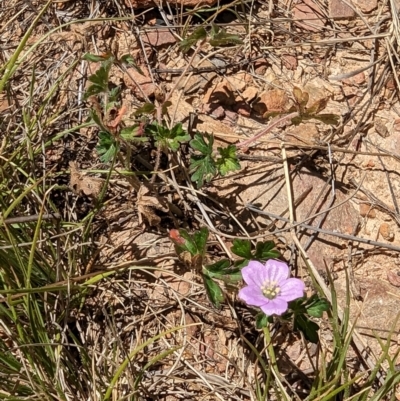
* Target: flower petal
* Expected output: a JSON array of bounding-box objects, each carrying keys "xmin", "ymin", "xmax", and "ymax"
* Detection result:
[
  {"xmin": 238, "ymin": 285, "xmax": 268, "ymax": 307},
  {"xmin": 241, "ymin": 260, "xmax": 271, "ymax": 287},
  {"xmin": 260, "ymin": 298, "xmax": 288, "ymax": 316},
  {"xmin": 279, "ymin": 278, "xmax": 305, "ymax": 302},
  {"xmin": 266, "ymin": 259, "xmax": 289, "ymax": 283}
]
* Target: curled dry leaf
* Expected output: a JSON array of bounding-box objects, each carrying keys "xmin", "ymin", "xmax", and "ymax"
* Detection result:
[
  {"xmin": 69, "ymin": 161, "xmax": 104, "ymax": 198},
  {"xmin": 137, "ymin": 182, "xmax": 169, "ymax": 226}
]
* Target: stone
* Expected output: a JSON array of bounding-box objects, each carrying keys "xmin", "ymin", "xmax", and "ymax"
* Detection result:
[
  {"xmin": 359, "ymin": 203, "xmax": 376, "ymax": 218},
  {"xmin": 252, "ymin": 89, "xmax": 288, "ymax": 115},
  {"xmin": 241, "ymin": 86, "xmax": 258, "ymax": 102},
  {"xmin": 329, "ymin": 0, "xmax": 355, "ymax": 19},
  {"xmin": 123, "ymin": 66, "xmax": 156, "ymax": 100},
  {"xmin": 282, "ymin": 54, "xmax": 298, "ymax": 70},
  {"xmin": 353, "ymin": 0, "xmax": 377, "ymax": 13},
  {"xmin": 292, "ymin": 0, "xmax": 326, "ymax": 32},
  {"xmin": 141, "ymin": 28, "xmax": 176, "ymax": 47}
]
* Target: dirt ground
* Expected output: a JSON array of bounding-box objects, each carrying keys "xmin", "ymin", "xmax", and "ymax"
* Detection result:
[{"xmin": 3, "ymin": 0, "xmax": 400, "ymax": 399}]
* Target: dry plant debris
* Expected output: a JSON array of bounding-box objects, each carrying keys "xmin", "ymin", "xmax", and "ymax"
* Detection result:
[{"xmin": 3, "ymin": 0, "xmax": 400, "ymax": 399}]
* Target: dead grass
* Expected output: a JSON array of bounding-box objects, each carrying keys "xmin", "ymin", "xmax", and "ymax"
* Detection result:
[{"xmin": 2, "ymin": 0, "xmax": 400, "ymax": 400}]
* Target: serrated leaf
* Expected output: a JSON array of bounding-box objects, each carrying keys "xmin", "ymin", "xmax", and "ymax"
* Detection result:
[
  {"xmin": 306, "ymin": 298, "xmax": 330, "ymax": 318},
  {"xmin": 179, "ymin": 27, "xmax": 207, "ymax": 53},
  {"xmin": 231, "ymin": 239, "xmax": 252, "ymax": 259},
  {"xmin": 205, "ymin": 260, "xmax": 231, "ymax": 275},
  {"xmin": 97, "ymin": 131, "xmax": 117, "ymax": 163},
  {"xmin": 134, "ymin": 102, "xmax": 155, "ymax": 115},
  {"xmin": 84, "ymin": 84, "xmax": 105, "ymax": 100},
  {"xmin": 88, "ymin": 62, "xmax": 112, "ymax": 90},
  {"xmin": 190, "ymin": 133, "xmax": 213, "ymax": 155},
  {"xmin": 120, "ymin": 53, "xmax": 144, "ymax": 75},
  {"xmin": 189, "ymin": 133, "xmax": 216, "ymax": 187},
  {"xmin": 216, "ymin": 145, "xmax": 240, "ymax": 176},
  {"xmin": 294, "ymin": 314, "xmax": 320, "ymax": 344},
  {"xmin": 254, "ymin": 241, "xmax": 280, "ymax": 260},
  {"xmin": 147, "ymin": 122, "xmax": 190, "ymax": 151},
  {"xmin": 203, "ymin": 274, "xmax": 224, "ymax": 308},
  {"xmin": 190, "ymin": 155, "xmax": 216, "ymax": 188},
  {"xmin": 120, "ymin": 125, "xmax": 147, "ymax": 141}
]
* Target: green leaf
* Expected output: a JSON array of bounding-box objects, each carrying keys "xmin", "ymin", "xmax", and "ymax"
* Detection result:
[
  {"xmin": 205, "ymin": 261, "xmax": 242, "ymax": 283},
  {"xmin": 231, "ymin": 239, "xmax": 252, "ymax": 259},
  {"xmin": 190, "ymin": 132, "xmax": 213, "ymax": 155},
  {"xmin": 209, "ymin": 24, "xmax": 243, "ymax": 47},
  {"xmin": 306, "ymin": 98, "xmax": 329, "ymax": 115},
  {"xmin": 97, "ymin": 131, "xmax": 117, "ymax": 163},
  {"xmin": 193, "ymin": 227, "xmax": 209, "ymax": 256},
  {"xmin": 189, "ymin": 133, "xmax": 217, "ymax": 187},
  {"xmin": 254, "ymin": 241, "xmax": 280, "ymax": 260},
  {"xmin": 90, "ymin": 109, "xmax": 108, "ymax": 132},
  {"xmin": 255, "ymin": 313, "xmax": 271, "ymax": 329},
  {"xmin": 306, "ymin": 298, "xmax": 330, "ymax": 318},
  {"xmin": 88, "ymin": 60, "xmax": 113, "ymax": 89},
  {"xmin": 83, "ymin": 53, "xmax": 107, "ymax": 62},
  {"xmin": 216, "ymin": 145, "xmax": 240, "ymax": 176},
  {"xmin": 179, "ymin": 27, "xmax": 207, "ymax": 53},
  {"xmin": 205, "ymin": 260, "xmax": 231, "ymax": 275},
  {"xmin": 134, "ymin": 102, "xmax": 155, "ymax": 115},
  {"xmin": 294, "ymin": 314, "xmax": 320, "ymax": 344},
  {"xmin": 84, "ymin": 84, "xmax": 105, "ymax": 100},
  {"xmin": 146, "ymin": 122, "xmax": 190, "ymax": 151},
  {"xmin": 161, "ymin": 101, "xmax": 172, "ymax": 116},
  {"xmin": 203, "ymin": 274, "xmax": 224, "ymax": 308},
  {"xmin": 119, "ymin": 54, "xmax": 144, "ymax": 74},
  {"xmin": 120, "ymin": 125, "xmax": 148, "ymax": 142}
]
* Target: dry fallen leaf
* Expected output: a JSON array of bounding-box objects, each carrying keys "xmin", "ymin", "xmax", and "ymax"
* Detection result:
[
  {"xmin": 137, "ymin": 182, "xmax": 169, "ymax": 226},
  {"xmin": 69, "ymin": 161, "xmax": 104, "ymax": 198}
]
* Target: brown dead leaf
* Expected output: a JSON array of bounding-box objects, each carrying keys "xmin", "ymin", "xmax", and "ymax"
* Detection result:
[
  {"xmin": 69, "ymin": 162, "xmax": 104, "ymax": 198},
  {"xmin": 137, "ymin": 182, "xmax": 169, "ymax": 226}
]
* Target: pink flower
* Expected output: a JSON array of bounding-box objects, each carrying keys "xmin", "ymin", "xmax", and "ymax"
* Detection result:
[{"xmin": 239, "ymin": 260, "xmax": 305, "ymax": 316}]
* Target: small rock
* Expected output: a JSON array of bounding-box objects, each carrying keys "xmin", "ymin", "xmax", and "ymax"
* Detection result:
[
  {"xmin": 124, "ymin": 66, "xmax": 156, "ymax": 100},
  {"xmin": 375, "ymin": 119, "xmax": 389, "ymax": 138},
  {"xmin": 254, "ymin": 58, "xmax": 269, "ymax": 75},
  {"xmin": 233, "ymin": 101, "xmax": 251, "ymax": 117},
  {"xmin": 241, "ymin": 86, "xmax": 258, "ymax": 102},
  {"xmin": 253, "ymin": 89, "xmax": 288, "ymax": 115},
  {"xmin": 141, "ymin": 28, "xmax": 176, "ymax": 47},
  {"xmin": 380, "ymin": 222, "xmax": 394, "ymax": 241},
  {"xmin": 203, "ymin": 103, "xmax": 225, "ymax": 119},
  {"xmin": 282, "ymin": 54, "xmax": 298, "ymax": 70},
  {"xmin": 329, "ymin": 0, "xmax": 355, "ymax": 19},
  {"xmin": 228, "ymin": 72, "xmax": 250, "ymax": 91},
  {"xmin": 203, "ymin": 79, "xmax": 235, "ymax": 106},
  {"xmin": 292, "ymin": 0, "xmax": 326, "ymax": 32},
  {"xmin": 353, "ymin": 0, "xmax": 377, "ymax": 13},
  {"xmin": 343, "ymin": 72, "xmax": 366, "ymax": 86},
  {"xmin": 359, "ymin": 203, "xmax": 376, "ymax": 218},
  {"xmin": 387, "ymin": 270, "xmax": 400, "ymax": 287}
]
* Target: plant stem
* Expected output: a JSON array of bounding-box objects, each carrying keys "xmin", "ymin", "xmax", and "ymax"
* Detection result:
[{"xmin": 237, "ymin": 112, "xmax": 299, "ymax": 149}]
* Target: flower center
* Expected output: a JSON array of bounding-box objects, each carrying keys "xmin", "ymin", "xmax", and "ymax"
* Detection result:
[{"xmin": 261, "ymin": 280, "xmax": 281, "ymax": 300}]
